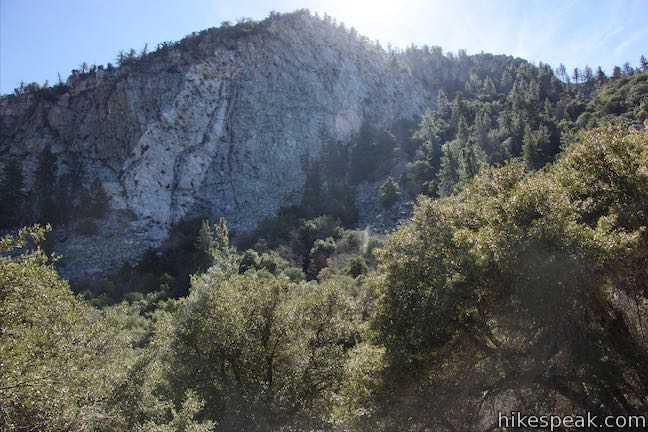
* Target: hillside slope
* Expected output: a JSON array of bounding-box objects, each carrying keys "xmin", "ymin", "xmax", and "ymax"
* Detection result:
[{"xmin": 1, "ymin": 11, "xmax": 436, "ymax": 277}]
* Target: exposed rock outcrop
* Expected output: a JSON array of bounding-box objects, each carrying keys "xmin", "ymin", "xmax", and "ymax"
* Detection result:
[
  {"xmin": 1, "ymin": 11, "xmax": 519, "ymax": 280},
  {"xmin": 1, "ymin": 12, "xmax": 434, "ymax": 279}
]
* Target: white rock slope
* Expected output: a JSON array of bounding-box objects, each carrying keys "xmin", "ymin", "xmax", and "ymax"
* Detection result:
[{"xmin": 0, "ymin": 11, "xmax": 432, "ymax": 278}]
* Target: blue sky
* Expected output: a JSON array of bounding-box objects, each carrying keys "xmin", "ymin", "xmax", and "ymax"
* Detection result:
[{"xmin": 1, "ymin": 0, "xmax": 647, "ymax": 94}]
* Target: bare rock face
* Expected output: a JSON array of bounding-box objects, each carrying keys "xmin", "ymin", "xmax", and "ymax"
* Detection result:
[{"xmin": 0, "ymin": 12, "xmax": 431, "ymax": 279}]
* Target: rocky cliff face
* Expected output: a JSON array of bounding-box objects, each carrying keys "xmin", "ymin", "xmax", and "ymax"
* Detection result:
[{"xmin": 1, "ymin": 12, "xmax": 433, "ymax": 279}]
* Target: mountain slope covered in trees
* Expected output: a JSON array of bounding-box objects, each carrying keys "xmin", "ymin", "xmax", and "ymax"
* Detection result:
[{"xmin": 2, "ymin": 123, "xmax": 646, "ymax": 431}]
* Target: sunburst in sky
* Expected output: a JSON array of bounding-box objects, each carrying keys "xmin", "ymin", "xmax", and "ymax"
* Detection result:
[{"xmin": 1, "ymin": 0, "xmax": 647, "ymax": 94}]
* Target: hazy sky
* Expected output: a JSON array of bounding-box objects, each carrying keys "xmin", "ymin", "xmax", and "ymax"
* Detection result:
[{"xmin": 1, "ymin": 0, "xmax": 647, "ymax": 94}]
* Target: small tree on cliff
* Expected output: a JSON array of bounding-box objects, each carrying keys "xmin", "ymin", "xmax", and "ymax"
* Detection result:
[{"xmin": 379, "ymin": 176, "xmax": 400, "ymax": 207}]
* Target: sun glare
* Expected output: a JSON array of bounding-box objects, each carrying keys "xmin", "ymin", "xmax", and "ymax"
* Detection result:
[{"xmin": 313, "ymin": 0, "xmax": 409, "ymax": 32}]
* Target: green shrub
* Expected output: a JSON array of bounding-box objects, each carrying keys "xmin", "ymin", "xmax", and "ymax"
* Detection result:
[
  {"xmin": 345, "ymin": 254, "xmax": 368, "ymax": 277},
  {"xmin": 379, "ymin": 176, "xmax": 400, "ymax": 207}
]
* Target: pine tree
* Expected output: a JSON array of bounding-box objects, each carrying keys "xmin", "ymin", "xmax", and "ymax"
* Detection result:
[
  {"xmin": 522, "ymin": 125, "xmax": 551, "ymax": 169},
  {"xmin": 195, "ymin": 219, "xmax": 215, "ymax": 272},
  {"xmin": 211, "ymin": 217, "xmax": 237, "ymax": 273},
  {"xmin": 483, "ymin": 76, "xmax": 496, "ymax": 96},
  {"xmin": 572, "ymin": 67, "xmax": 581, "ymax": 84},
  {"xmin": 450, "ymin": 92, "xmax": 466, "ymax": 131},
  {"xmin": 464, "ymin": 72, "xmax": 480, "ymax": 95},
  {"xmin": 214, "ymin": 217, "xmax": 229, "ymax": 252},
  {"xmin": 509, "ymin": 112, "xmax": 526, "ymax": 156},
  {"xmin": 523, "ymin": 125, "xmax": 540, "ymax": 169},
  {"xmin": 413, "ymin": 109, "xmax": 445, "ymax": 174},
  {"xmin": 596, "ymin": 66, "xmax": 607, "ymax": 84},
  {"xmin": 543, "ymin": 98, "xmax": 553, "ymax": 119},
  {"xmin": 556, "ymin": 64, "xmax": 569, "ymax": 83},
  {"xmin": 436, "ymin": 89, "xmax": 450, "ymax": 119},
  {"xmin": 583, "ymin": 65, "xmax": 594, "ymax": 83},
  {"xmin": 456, "ymin": 116, "xmax": 469, "ymax": 144},
  {"xmin": 501, "ymin": 67, "xmax": 513, "ymax": 89},
  {"xmin": 379, "ymin": 176, "xmax": 400, "ymax": 207},
  {"xmin": 508, "ymin": 81, "xmax": 525, "ymax": 112},
  {"xmin": 458, "ymin": 137, "xmax": 481, "ymax": 182},
  {"xmin": 127, "ymin": 48, "xmax": 138, "ymax": 63},
  {"xmin": 474, "ymin": 106, "xmax": 493, "ymax": 153},
  {"xmin": 640, "ymin": 55, "xmax": 648, "ymax": 72},
  {"xmin": 438, "ymin": 142, "xmax": 460, "ymax": 197},
  {"xmin": 612, "ymin": 66, "xmax": 622, "ymax": 79}
]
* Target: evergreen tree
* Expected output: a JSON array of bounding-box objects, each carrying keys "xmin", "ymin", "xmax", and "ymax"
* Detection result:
[
  {"xmin": 214, "ymin": 217, "xmax": 229, "ymax": 252},
  {"xmin": 456, "ymin": 116, "xmax": 469, "ymax": 143},
  {"xmin": 542, "ymin": 98, "xmax": 553, "ymax": 119},
  {"xmin": 379, "ymin": 176, "xmax": 400, "ymax": 207},
  {"xmin": 127, "ymin": 48, "xmax": 138, "ymax": 63},
  {"xmin": 640, "ymin": 55, "xmax": 648, "ymax": 72},
  {"xmin": 116, "ymin": 50, "xmax": 125, "ymax": 66},
  {"xmin": 572, "ymin": 67, "xmax": 581, "ymax": 84},
  {"xmin": 195, "ymin": 219, "xmax": 215, "ymax": 272},
  {"xmin": 556, "ymin": 63, "xmax": 569, "ymax": 83},
  {"xmin": 508, "ymin": 112, "xmax": 526, "ymax": 156},
  {"xmin": 204, "ymin": 216, "xmax": 235, "ymax": 273},
  {"xmin": 483, "ymin": 75, "xmax": 496, "ymax": 96},
  {"xmin": 501, "ymin": 67, "xmax": 513, "ymax": 89},
  {"xmin": 612, "ymin": 65, "xmax": 622, "ymax": 78},
  {"xmin": 473, "ymin": 106, "xmax": 493, "ymax": 152},
  {"xmin": 438, "ymin": 142, "xmax": 460, "ymax": 197},
  {"xmin": 595, "ymin": 66, "xmax": 607, "ymax": 84},
  {"xmin": 412, "ymin": 109, "xmax": 445, "ymax": 175},
  {"xmin": 523, "ymin": 125, "xmax": 541, "ymax": 169},
  {"xmin": 436, "ymin": 89, "xmax": 450, "ymax": 119},
  {"xmin": 583, "ymin": 65, "xmax": 594, "ymax": 83},
  {"xmin": 458, "ymin": 137, "xmax": 481, "ymax": 182},
  {"xmin": 523, "ymin": 124, "xmax": 551, "ymax": 169},
  {"xmin": 464, "ymin": 72, "xmax": 480, "ymax": 95},
  {"xmin": 508, "ymin": 80, "xmax": 525, "ymax": 112},
  {"xmin": 450, "ymin": 92, "xmax": 467, "ymax": 131}
]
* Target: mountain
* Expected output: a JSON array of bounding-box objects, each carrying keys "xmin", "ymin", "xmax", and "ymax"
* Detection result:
[
  {"xmin": 0, "ymin": 11, "xmax": 523, "ymax": 281},
  {"xmin": 1, "ymin": 12, "xmax": 427, "ymax": 276}
]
